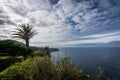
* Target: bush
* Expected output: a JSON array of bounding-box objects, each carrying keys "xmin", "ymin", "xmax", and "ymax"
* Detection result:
[
  {"xmin": 0, "ymin": 59, "xmax": 33, "ymax": 80},
  {"xmin": 54, "ymin": 57, "xmax": 83, "ymax": 80},
  {"xmin": 30, "ymin": 57, "xmax": 53, "ymax": 80},
  {"xmin": 0, "ymin": 57, "xmax": 91, "ymax": 80},
  {"xmin": 0, "ymin": 39, "xmax": 28, "ymax": 56},
  {"xmin": 44, "ymin": 46, "xmax": 50, "ymax": 56},
  {"xmin": 30, "ymin": 57, "xmax": 90, "ymax": 80},
  {"xmin": 0, "ymin": 57, "xmax": 22, "ymax": 72},
  {"xmin": 33, "ymin": 51, "xmax": 46, "ymax": 57}
]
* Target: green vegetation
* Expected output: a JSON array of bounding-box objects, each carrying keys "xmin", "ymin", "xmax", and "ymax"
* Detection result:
[
  {"xmin": 31, "ymin": 46, "xmax": 59, "ymax": 52},
  {"xmin": 0, "ymin": 57, "xmax": 91, "ymax": 80},
  {"xmin": 95, "ymin": 67, "xmax": 103, "ymax": 80},
  {"xmin": 0, "ymin": 39, "xmax": 28, "ymax": 57},
  {"xmin": 0, "ymin": 58, "xmax": 33, "ymax": 80},
  {"xmin": 0, "ymin": 56, "xmax": 11, "ymax": 59},
  {"xmin": 0, "ymin": 57, "xmax": 22, "ymax": 72},
  {"xmin": 33, "ymin": 51, "xmax": 46, "ymax": 57},
  {"xmin": 0, "ymin": 39, "xmax": 30, "ymax": 71}
]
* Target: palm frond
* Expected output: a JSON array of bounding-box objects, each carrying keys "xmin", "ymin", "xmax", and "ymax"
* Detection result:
[{"xmin": 12, "ymin": 24, "xmax": 37, "ymax": 47}]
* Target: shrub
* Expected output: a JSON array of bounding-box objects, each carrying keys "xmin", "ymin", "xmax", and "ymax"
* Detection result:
[
  {"xmin": 0, "ymin": 59, "xmax": 33, "ymax": 80},
  {"xmin": 33, "ymin": 51, "xmax": 46, "ymax": 57},
  {"xmin": 54, "ymin": 57, "xmax": 83, "ymax": 80},
  {"xmin": 0, "ymin": 57, "xmax": 91, "ymax": 80},
  {"xmin": 30, "ymin": 57, "xmax": 90, "ymax": 80},
  {"xmin": 30, "ymin": 57, "xmax": 53, "ymax": 80},
  {"xmin": 0, "ymin": 57, "xmax": 22, "ymax": 72},
  {"xmin": 44, "ymin": 46, "xmax": 50, "ymax": 56},
  {"xmin": 0, "ymin": 39, "xmax": 28, "ymax": 56}
]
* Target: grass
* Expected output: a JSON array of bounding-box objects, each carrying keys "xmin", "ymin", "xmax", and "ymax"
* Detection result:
[
  {"xmin": 0, "ymin": 55, "xmax": 24, "ymax": 72},
  {"xmin": 0, "ymin": 56, "xmax": 11, "ymax": 59},
  {"xmin": 0, "ymin": 56, "xmax": 24, "ymax": 60}
]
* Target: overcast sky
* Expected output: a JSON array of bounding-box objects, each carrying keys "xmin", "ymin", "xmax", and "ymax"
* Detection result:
[{"xmin": 0, "ymin": 0, "xmax": 120, "ymax": 47}]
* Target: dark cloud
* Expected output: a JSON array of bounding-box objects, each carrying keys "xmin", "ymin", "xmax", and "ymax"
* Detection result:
[
  {"xmin": 0, "ymin": 10, "xmax": 3, "ymax": 13},
  {"xmin": 0, "ymin": 19, "xmax": 5, "ymax": 25},
  {"xmin": 49, "ymin": 0, "xmax": 59, "ymax": 4},
  {"xmin": 0, "ymin": 15, "xmax": 9, "ymax": 19},
  {"xmin": 6, "ymin": 20, "xmax": 16, "ymax": 25},
  {"xmin": 0, "ymin": 35, "xmax": 7, "ymax": 38},
  {"xmin": 0, "ymin": 19, "xmax": 16, "ymax": 26},
  {"xmin": 75, "ymin": 0, "xmax": 88, "ymax": 3}
]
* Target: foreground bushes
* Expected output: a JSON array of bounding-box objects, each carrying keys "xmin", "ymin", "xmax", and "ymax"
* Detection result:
[
  {"xmin": 0, "ymin": 57, "xmax": 90, "ymax": 80},
  {"xmin": 0, "ymin": 59, "xmax": 33, "ymax": 80},
  {"xmin": 0, "ymin": 57, "xmax": 22, "ymax": 72}
]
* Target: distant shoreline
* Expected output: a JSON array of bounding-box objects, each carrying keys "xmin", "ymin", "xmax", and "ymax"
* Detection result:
[{"xmin": 31, "ymin": 46, "xmax": 59, "ymax": 52}]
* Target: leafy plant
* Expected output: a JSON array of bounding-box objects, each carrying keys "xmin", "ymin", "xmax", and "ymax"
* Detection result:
[
  {"xmin": 30, "ymin": 57, "xmax": 90, "ymax": 80},
  {"xmin": 0, "ymin": 59, "xmax": 33, "ymax": 80},
  {"xmin": 33, "ymin": 51, "xmax": 46, "ymax": 57},
  {"xmin": 0, "ymin": 39, "xmax": 28, "ymax": 57}
]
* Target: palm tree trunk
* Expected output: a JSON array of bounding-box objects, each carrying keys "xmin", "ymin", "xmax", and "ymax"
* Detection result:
[
  {"xmin": 25, "ymin": 39, "xmax": 34, "ymax": 58},
  {"xmin": 25, "ymin": 39, "xmax": 29, "ymax": 48}
]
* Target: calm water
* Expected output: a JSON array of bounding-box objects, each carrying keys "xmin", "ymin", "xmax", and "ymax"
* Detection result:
[{"xmin": 51, "ymin": 47, "xmax": 120, "ymax": 79}]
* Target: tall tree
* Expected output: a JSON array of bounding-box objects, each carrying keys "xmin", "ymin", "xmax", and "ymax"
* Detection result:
[{"xmin": 13, "ymin": 24, "xmax": 37, "ymax": 48}]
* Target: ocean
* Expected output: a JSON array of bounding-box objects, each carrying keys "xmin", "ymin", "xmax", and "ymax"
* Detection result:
[{"xmin": 51, "ymin": 47, "xmax": 120, "ymax": 79}]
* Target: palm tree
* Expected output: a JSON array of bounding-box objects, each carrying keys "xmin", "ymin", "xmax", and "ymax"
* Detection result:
[{"xmin": 13, "ymin": 24, "xmax": 37, "ymax": 48}]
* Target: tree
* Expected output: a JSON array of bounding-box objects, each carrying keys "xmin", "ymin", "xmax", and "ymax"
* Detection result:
[
  {"xmin": 13, "ymin": 24, "xmax": 37, "ymax": 48},
  {"xmin": 0, "ymin": 39, "xmax": 28, "ymax": 57},
  {"xmin": 44, "ymin": 46, "xmax": 50, "ymax": 57}
]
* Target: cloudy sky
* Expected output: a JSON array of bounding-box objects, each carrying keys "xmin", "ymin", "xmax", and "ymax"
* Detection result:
[{"xmin": 0, "ymin": 0, "xmax": 120, "ymax": 47}]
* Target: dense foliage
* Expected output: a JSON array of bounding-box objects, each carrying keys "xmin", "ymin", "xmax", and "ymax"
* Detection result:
[
  {"xmin": 0, "ymin": 59, "xmax": 32, "ymax": 80},
  {"xmin": 0, "ymin": 39, "xmax": 28, "ymax": 56},
  {"xmin": 0, "ymin": 57, "xmax": 91, "ymax": 80},
  {"xmin": 0, "ymin": 57, "xmax": 22, "ymax": 72},
  {"xmin": 33, "ymin": 51, "xmax": 46, "ymax": 57}
]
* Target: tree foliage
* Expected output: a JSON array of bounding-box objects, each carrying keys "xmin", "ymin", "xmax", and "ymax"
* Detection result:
[
  {"xmin": 0, "ymin": 39, "xmax": 28, "ymax": 56},
  {"xmin": 13, "ymin": 24, "xmax": 37, "ymax": 47}
]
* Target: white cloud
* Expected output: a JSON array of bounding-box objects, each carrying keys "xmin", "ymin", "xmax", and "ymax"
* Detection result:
[
  {"xmin": 55, "ymin": 34, "xmax": 120, "ymax": 45},
  {"xmin": 0, "ymin": 0, "xmax": 120, "ymax": 46},
  {"xmin": 72, "ymin": 15, "xmax": 80, "ymax": 23},
  {"xmin": 80, "ymin": 32, "xmax": 120, "ymax": 39}
]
